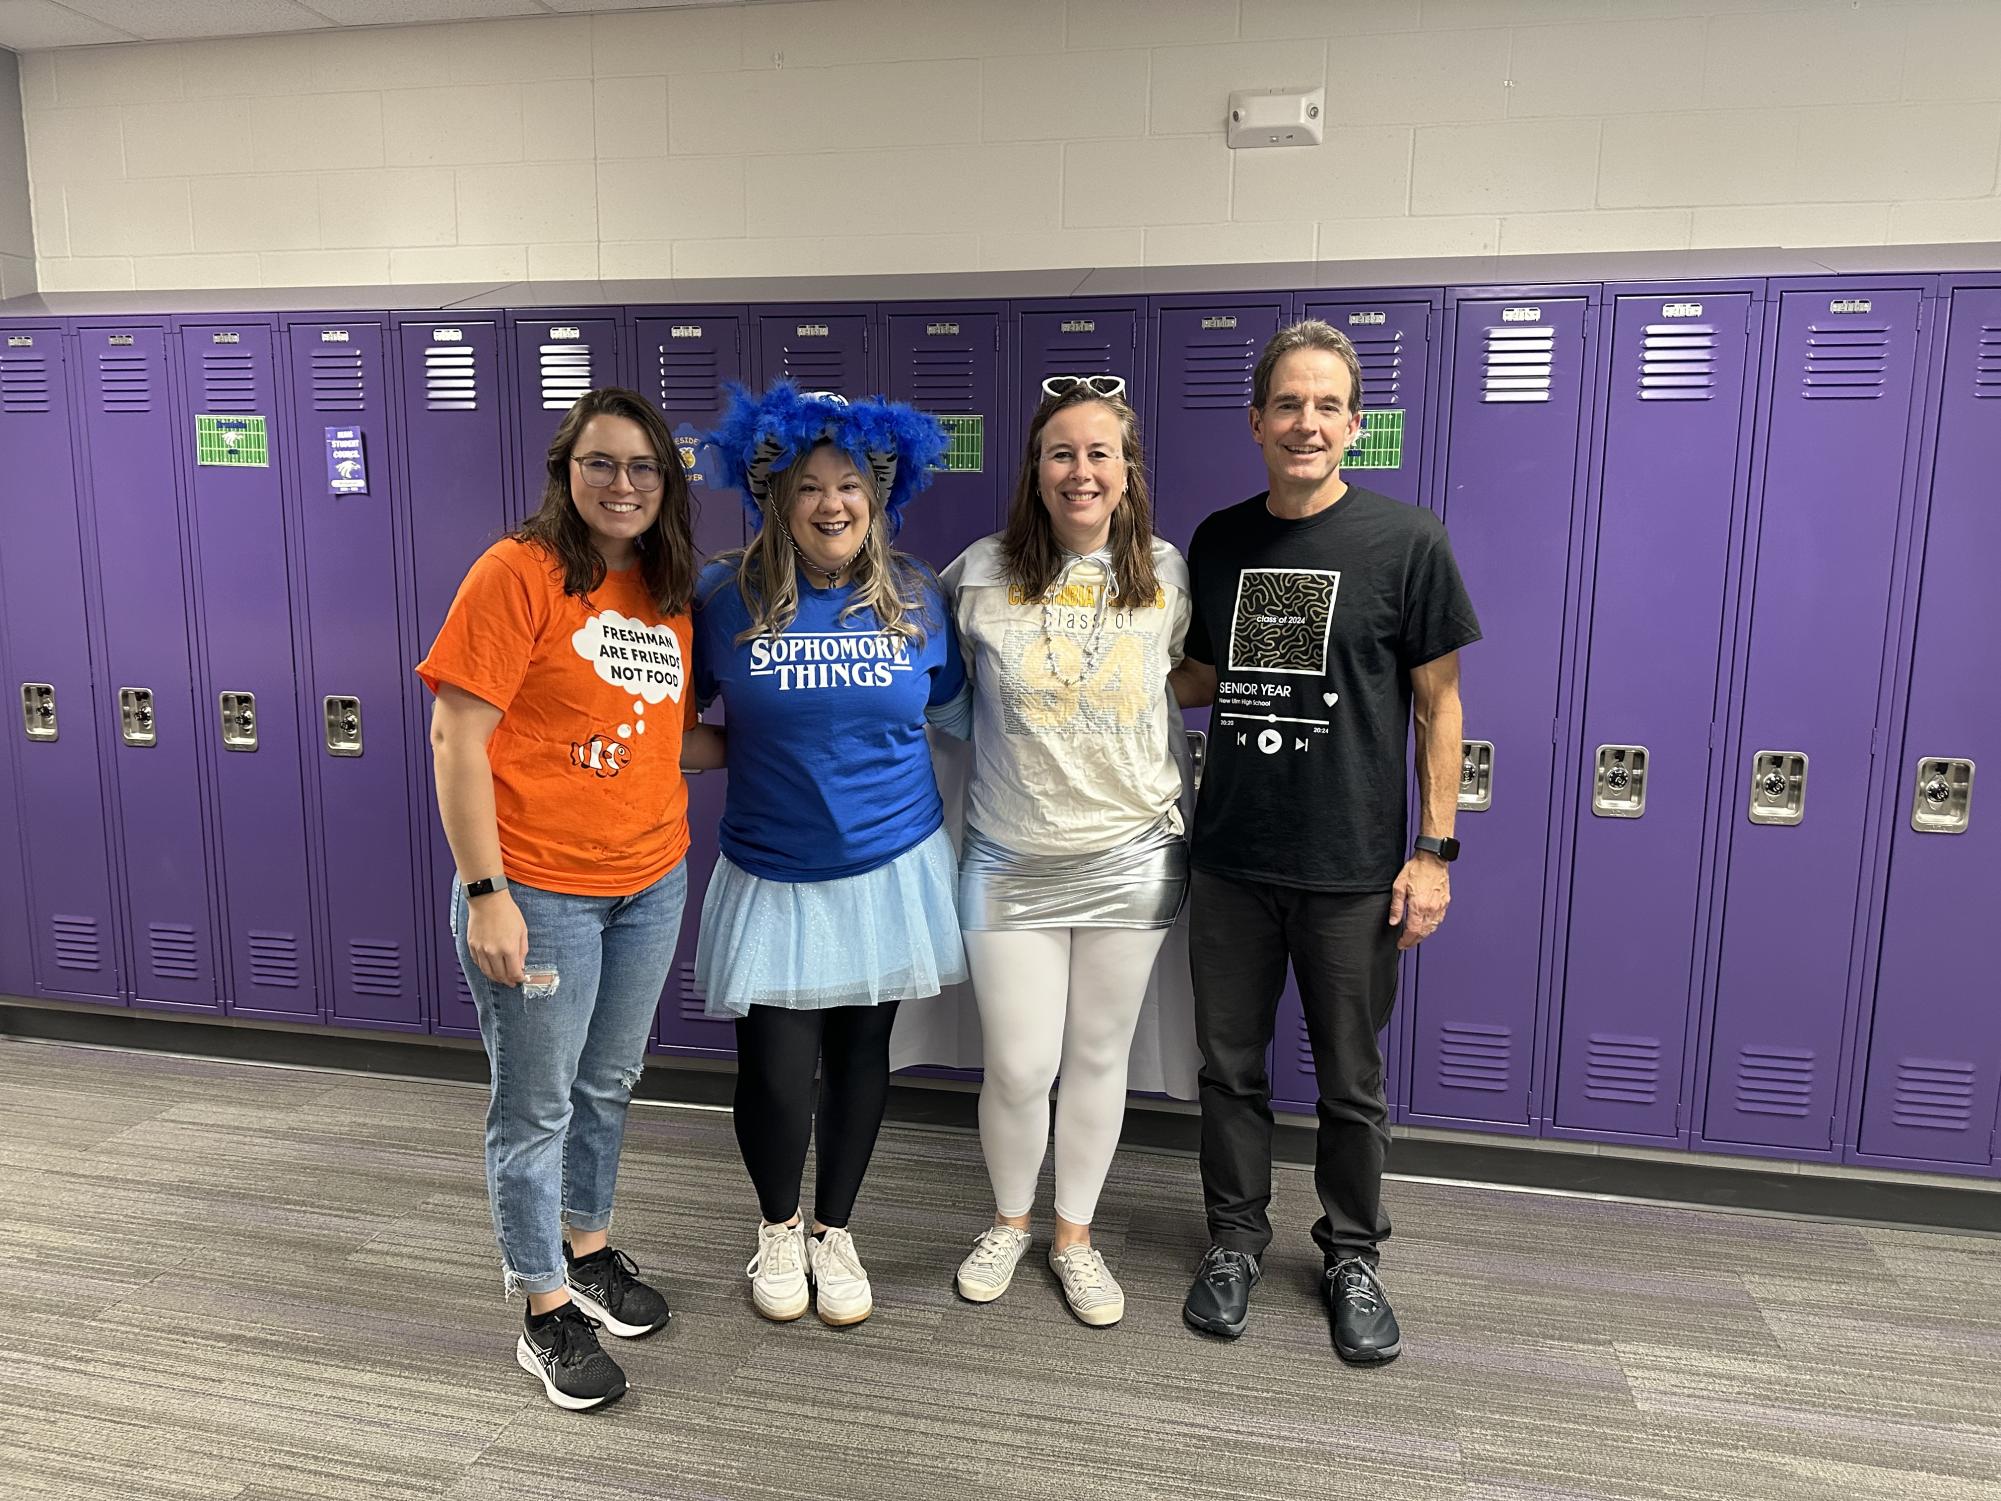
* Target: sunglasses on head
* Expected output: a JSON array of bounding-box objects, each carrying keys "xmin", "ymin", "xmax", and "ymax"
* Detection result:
[{"xmin": 1041, "ymin": 374, "xmax": 1127, "ymax": 400}]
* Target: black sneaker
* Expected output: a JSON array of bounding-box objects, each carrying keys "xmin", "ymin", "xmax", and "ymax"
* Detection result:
[
  {"xmin": 1182, "ymin": 1245, "xmax": 1261, "ymax": 1339},
  {"xmin": 1324, "ymin": 1257, "xmax": 1402, "ymax": 1365},
  {"xmin": 515, "ymin": 1302, "xmax": 628, "ymax": 1411},
  {"xmin": 565, "ymin": 1245, "xmax": 670, "ymax": 1338}
]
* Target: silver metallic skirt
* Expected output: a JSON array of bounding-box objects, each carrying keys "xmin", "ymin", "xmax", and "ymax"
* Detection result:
[{"xmin": 958, "ymin": 816, "xmax": 1189, "ymax": 931}]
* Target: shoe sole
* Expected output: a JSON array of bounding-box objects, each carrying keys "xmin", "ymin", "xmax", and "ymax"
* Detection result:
[
  {"xmin": 1183, "ymin": 1307, "xmax": 1248, "ymax": 1340},
  {"xmin": 565, "ymin": 1283, "xmax": 667, "ymax": 1339},
  {"xmin": 753, "ymin": 1286, "xmax": 810, "ymax": 1322},
  {"xmin": 1065, "ymin": 1299, "xmax": 1123, "ymax": 1328},
  {"xmin": 1335, "ymin": 1338, "xmax": 1402, "ymax": 1364},
  {"xmin": 815, "ymin": 1296, "xmax": 872, "ymax": 1327},
  {"xmin": 955, "ymin": 1273, "xmax": 1013, "ymax": 1303},
  {"xmin": 514, "ymin": 1335, "xmax": 626, "ymax": 1412}
]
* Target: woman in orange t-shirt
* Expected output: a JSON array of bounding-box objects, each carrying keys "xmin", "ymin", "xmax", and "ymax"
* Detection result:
[{"xmin": 416, "ymin": 387, "xmax": 722, "ymax": 1413}]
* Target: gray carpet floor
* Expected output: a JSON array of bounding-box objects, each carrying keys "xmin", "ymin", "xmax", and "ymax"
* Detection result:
[{"xmin": 2, "ymin": 1037, "xmax": 1998, "ymax": 1501}]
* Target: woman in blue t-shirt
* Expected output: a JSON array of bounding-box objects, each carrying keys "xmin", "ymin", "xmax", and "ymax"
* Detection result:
[{"xmin": 694, "ymin": 383, "xmax": 968, "ymax": 1329}]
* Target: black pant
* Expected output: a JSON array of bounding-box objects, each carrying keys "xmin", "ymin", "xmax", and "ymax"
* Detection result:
[
  {"xmin": 1188, "ymin": 869, "xmax": 1401, "ymax": 1266},
  {"xmin": 733, "ymin": 1001, "xmax": 901, "ymax": 1229}
]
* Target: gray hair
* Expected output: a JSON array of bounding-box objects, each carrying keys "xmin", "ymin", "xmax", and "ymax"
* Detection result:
[{"xmin": 1251, "ymin": 320, "xmax": 1365, "ymax": 413}]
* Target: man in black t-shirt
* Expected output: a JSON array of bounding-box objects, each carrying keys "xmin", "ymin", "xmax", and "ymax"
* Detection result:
[{"xmin": 1169, "ymin": 320, "xmax": 1481, "ymax": 1364}]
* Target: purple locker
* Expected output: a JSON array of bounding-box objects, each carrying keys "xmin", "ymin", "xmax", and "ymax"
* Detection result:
[
  {"xmin": 1699, "ymin": 284, "xmax": 1930, "ymax": 1156},
  {"xmin": 1551, "ymin": 288, "xmax": 1760, "ymax": 1144},
  {"xmin": 1148, "ymin": 297, "xmax": 1290, "ymax": 547},
  {"xmin": 175, "ymin": 318, "xmax": 319, "ymax": 1020},
  {"xmin": 0, "ymin": 574, "xmax": 32, "ymax": 998},
  {"xmin": 1296, "ymin": 297, "xmax": 1438, "ymax": 510},
  {"xmin": 754, "ymin": 308, "xmax": 873, "ymax": 400},
  {"xmin": 654, "ymin": 773, "xmax": 734, "ymax": 1060},
  {"xmin": 76, "ymin": 319, "xmax": 219, "ymax": 1011},
  {"xmin": 1852, "ymin": 281, "xmax": 2001, "ymax": 1172},
  {"xmin": 395, "ymin": 314, "xmax": 511, "ymax": 1037},
  {"xmin": 0, "ymin": 321, "xmax": 121, "ymax": 1001},
  {"xmin": 882, "ymin": 306, "xmax": 1005, "ymax": 570},
  {"xmin": 1405, "ymin": 291, "xmax": 1597, "ymax": 1132},
  {"xmin": 284, "ymin": 317, "xmax": 424, "ymax": 1030},
  {"xmin": 511, "ymin": 314, "xmax": 622, "ymax": 524},
  {"xmin": 1011, "ymin": 301, "xmax": 1147, "ymax": 475}
]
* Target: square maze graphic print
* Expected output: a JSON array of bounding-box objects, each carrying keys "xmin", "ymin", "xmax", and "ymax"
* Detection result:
[{"xmin": 1227, "ymin": 568, "xmax": 1339, "ymax": 675}]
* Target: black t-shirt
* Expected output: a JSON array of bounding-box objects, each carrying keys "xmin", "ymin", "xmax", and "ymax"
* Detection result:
[{"xmin": 1184, "ymin": 485, "xmax": 1482, "ymax": 892}]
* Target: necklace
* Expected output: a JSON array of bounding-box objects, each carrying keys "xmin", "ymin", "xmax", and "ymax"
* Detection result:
[
  {"xmin": 1038, "ymin": 553, "xmax": 1113, "ymax": 689},
  {"xmin": 787, "ymin": 531, "xmax": 846, "ymax": 590}
]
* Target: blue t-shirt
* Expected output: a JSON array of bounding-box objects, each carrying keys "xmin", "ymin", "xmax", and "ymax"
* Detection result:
[{"xmin": 694, "ymin": 559, "xmax": 966, "ymax": 882}]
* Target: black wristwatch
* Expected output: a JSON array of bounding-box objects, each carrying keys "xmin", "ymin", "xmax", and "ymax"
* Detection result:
[
  {"xmin": 1413, "ymin": 835, "xmax": 1460, "ymax": 863},
  {"xmin": 464, "ymin": 875, "xmax": 508, "ymax": 899}
]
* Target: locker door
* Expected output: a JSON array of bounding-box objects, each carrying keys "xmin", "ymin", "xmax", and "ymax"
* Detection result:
[
  {"xmin": 754, "ymin": 310, "xmax": 872, "ymax": 400},
  {"xmin": 1296, "ymin": 298, "xmax": 1436, "ymax": 510},
  {"xmin": 78, "ymin": 321, "xmax": 218, "ymax": 1010},
  {"xmin": 632, "ymin": 311, "xmax": 747, "ymax": 560},
  {"xmin": 1553, "ymin": 290, "xmax": 1758, "ymax": 1142},
  {"xmin": 178, "ymin": 319, "xmax": 318, "ymax": 1020},
  {"xmin": 1149, "ymin": 298, "xmax": 1289, "ymax": 547},
  {"xmin": 1013, "ymin": 304, "xmax": 1145, "ymax": 469},
  {"xmin": 512, "ymin": 315, "xmax": 620, "ymax": 524},
  {"xmin": 286, "ymin": 318, "xmax": 423, "ymax": 1029},
  {"xmin": 398, "ymin": 316, "xmax": 511, "ymax": 1036},
  {"xmin": 1701, "ymin": 286, "xmax": 1927, "ymax": 1154},
  {"xmin": 884, "ymin": 307, "xmax": 1004, "ymax": 571},
  {"xmin": 0, "ymin": 628, "xmax": 27, "ymax": 997},
  {"xmin": 1854, "ymin": 283, "xmax": 2001, "ymax": 1170},
  {"xmin": 0, "ymin": 324, "xmax": 120, "ymax": 1000},
  {"xmin": 1405, "ymin": 294, "xmax": 1594, "ymax": 1130}
]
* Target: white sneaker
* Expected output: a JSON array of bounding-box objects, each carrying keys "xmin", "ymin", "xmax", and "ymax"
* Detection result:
[
  {"xmin": 1049, "ymin": 1243, "xmax": 1124, "ymax": 1327},
  {"xmin": 746, "ymin": 1219, "xmax": 809, "ymax": 1322},
  {"xmin": 956, "ymin": 1225, "xmax": 1032, "ymax": 1303},
  {"xmin": 808, "ymin": 1227, "xmax": 874, "ymax": 1327}
]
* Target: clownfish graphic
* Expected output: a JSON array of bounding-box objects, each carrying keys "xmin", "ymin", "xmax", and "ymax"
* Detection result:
[{"xmin": 571, "ymin": 735, "xmax": 632, "ymax": 778}]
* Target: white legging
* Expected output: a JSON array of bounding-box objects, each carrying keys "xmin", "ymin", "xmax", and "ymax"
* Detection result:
[{"xmin": 963, "ymin": 925, "xmax": 1170, "ymax": 1226}]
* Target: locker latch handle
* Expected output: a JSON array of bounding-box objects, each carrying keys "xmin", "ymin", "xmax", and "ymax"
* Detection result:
[
  {"xmin": 1910, "ymin": 756, "xmax": 1974, "ymax": 835},
  {"xmin": 20, "ymin": 682, "xmax": 56, "ymax": 742},
  {"xmin": 1459, "ymin": 739, "xmax": 1494, "ymax": 811},
  {"xmin": 1748, "ymin": 749, "xmax": 1807, "ymax": 825},
  {"xmin": 324, "ymin": 695, "xmax": 362, "ymax": 757},
  {"xmin": 1185, "ymin": 728, "xmax": 1207, "ymax": 792},
  {"xmin": 219, "ymin": 691, "xmax": 258, "ymax": 752},
  {"xmin": 1592, "ymin": 744, "xmax": 1648, "ymax": 819},
  {"xmin": 119, "ymin": 686, "xmax": 157, "ymax": 748}
]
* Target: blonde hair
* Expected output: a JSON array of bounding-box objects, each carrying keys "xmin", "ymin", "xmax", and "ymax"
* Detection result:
[{"xmin": 727, "ymin": 441, "xmax": 935, "ymax": 645}]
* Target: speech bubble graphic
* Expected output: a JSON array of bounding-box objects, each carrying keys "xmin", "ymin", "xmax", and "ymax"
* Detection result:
[{"xmin": 572, "ymin": 610, "xmax": 685, "ymax": 705}]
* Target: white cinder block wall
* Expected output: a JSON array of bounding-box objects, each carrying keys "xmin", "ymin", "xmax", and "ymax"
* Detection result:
[
  {"xmin": 0, "ymin": 52, "xmax": 35, "ymax": 296},
  {"xmin": 17, "ymin": 0, "xmax": 2001, "ymax": 294}
]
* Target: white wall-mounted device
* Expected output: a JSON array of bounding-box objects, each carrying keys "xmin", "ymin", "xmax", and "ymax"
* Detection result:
[{"xmin": 1225, "ymin": 86, "xmax": 1326, "ymax": 149}]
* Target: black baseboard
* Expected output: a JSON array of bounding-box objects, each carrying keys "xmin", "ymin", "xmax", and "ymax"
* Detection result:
[{"xmin": 5, "ymin": 998, "xmax": 1996, "ymax": 1236}]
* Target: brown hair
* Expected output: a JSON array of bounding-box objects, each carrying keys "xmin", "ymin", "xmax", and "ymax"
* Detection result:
[
  {"xmin": 1001, "ymin": 388, "xmax": 1159, "ymax": 609},
  {"xmin": 514, "ymin": 387, "xmax": 698, "ymax": 614},
  {"xmin": 1251, "ymin": 320, "xmax": 1365, "ymax": 414}
]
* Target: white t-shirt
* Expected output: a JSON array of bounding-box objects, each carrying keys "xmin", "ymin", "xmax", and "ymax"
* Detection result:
[{"xmin": 942, "ymin": 535, "xmax": 1191, "ymax": 857}]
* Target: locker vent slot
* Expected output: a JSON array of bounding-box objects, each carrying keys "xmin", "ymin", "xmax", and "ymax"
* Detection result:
[
  {"xmin": 1033, "ymin": 328, "xmax": 1118, "ymax": 376},
  {"xmin": 202, "ymin": 351, "xmax": 260, "ymax": 412},
  {"xmin": 1973, "ymin": 325, "xmax": 2001, "ymax": 398},
  {"xmin": 1583, "ymin": 1034, "xmax": 1661, "ymax": 1105},
  {"xmin": 1732, "ymin": 1046, "xmax": 1813, "ymax": 1117},
  {"xmin": 1481, "ymin": 326, "xmax": 1554, "ymax": 403},
  {"xmin": 538, "ymin": 343, "xmax": 594, "ymax": 410},
  {"xmin": 1638, "ymin": 323, "xmax": 1716, "ymax": 401},
  {"xmin": 148, "ymin": 923, "xmax": 199, "ymax": 982},
  {"xmin": 778, "ymin": 348, "xmax": 853, "ymax": 390},
  {"xmin": 1291, "ymin": 1017, "xmax": 1313, "ymax": 1071},
  {"xmin": 0, "ymin": 350, "xmax": 51, "ymax": 413},
  {"xmin": 309, "ymin": 348, "xmax": 367, "ymax": 412},
  {"xmin": 1351, "ymin": 331, "xmax": 1404, "ymax": 406},
  {"xmin": 906, "ymin": 346, "xmax": 978, "ymax": 412},
  {"xmin": 349, "ymin": 940, "xmax": 404, "ymax": 998},
  {"xmin": 455, "ymin": 967, "xmax": 473, "ymax": 1003},
  {"xmin": 97, "ymin": 352, "xmax": 153, "ymax": 414},
  {"xmin": 1175, "ymin": 333, "xmax": 1257, "ymax": 411},
  {"xmin": 677, "ymin": 958, "xmax": 706, "ymax": 1015},
  {"xmin": 654, "ymin": 346, "xmax": 718, "ymax": 414},
  {"xmin": 1889, "ymin": 1058, "xmax": 1976, "ymax": 1132},
  {"xmin": 248, "ymin": 930, "xmax": 301, "ymax": 989},
  {"xmin": 1801, "ymin": 324, "xmax": 1890, "ymax": 399},
  {"xmin": 1437, "ymin": 1022, "xmax": 1510, "ymax": 1092},
  {"xmin": 51, "ymin": 914, "xmax": 102, "ymax": 972},
  {"xmin": 424, "ymin": 346, "xmax": 479, "ymax": 411}
]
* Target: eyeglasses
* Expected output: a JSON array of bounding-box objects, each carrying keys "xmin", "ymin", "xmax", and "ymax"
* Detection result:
[
  {"xmin": 1041, "ymin": 374, "xmax": 1127, "ymax": 400},
  {"xmin": 574, "ymin": 455, "xmax": 666, "ymax": 493}
]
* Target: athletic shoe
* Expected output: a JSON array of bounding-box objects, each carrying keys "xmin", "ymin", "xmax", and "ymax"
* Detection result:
[
  {"xmin": 1182, "ymin": 1245, "xmax": 1260, "ymax": 1339},
  {"xmin": 1048, "ymin": 1243, "xmax": 1124, "ymax": 1327},
  {"xmin": 808, "ymin": 1226, "xmax": 874, "ymax": 1327},
  {"xmin": 746, "ymin": 1219, "xmax": 810, "ymax": 1322},
  {"xmin": 956, "ymin": 1224, "xmax": 1032, "ymax": 1303},
  {"xmin": 1324, "ymin": 1256, "xmax": 1403, "ymax": 1364},
  {"xmin": 564, "ymin": 1244, "xmax": 669, "ymax": 1338},
  {"xmin": 514, "ymin": 1302, "xmax": 627, "ymax": 1412}
]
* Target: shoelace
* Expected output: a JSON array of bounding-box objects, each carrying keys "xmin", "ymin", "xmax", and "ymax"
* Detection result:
[
  {"xmin": 539, "ymin": 1305, "xmax": 606, "ymax": 1368},
  {"xmin": 579, "ymin": 1247, "xmax": 642, "ymax": 1300},
  {"xmin": 746, "ymin": 1224, "xmax": 803, "ymax": 1279},
  {"xmin": 1200, "ymin": 1248, "xmax": 1258, "ymax": 1286},
  {"xmin": 1330, "ymin": 1261, "xmax": 1383, "ymax": 1313},
  {"xmin": 816, "ymin": 1229, "xmax": 865, "ymax": 1281},
  {"xmin": 1055, "ymin": 1247, "xmax": 1112, "ymax": 1294},
  {"xmin": 966, "ymin": 1228, "xmax": 1024, "ymax": 1271}
]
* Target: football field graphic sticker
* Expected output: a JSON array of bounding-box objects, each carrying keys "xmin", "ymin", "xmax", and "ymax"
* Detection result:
[{"xmin": 1227, "ymin": 568, "xmax": 1340, "ymax": 675}]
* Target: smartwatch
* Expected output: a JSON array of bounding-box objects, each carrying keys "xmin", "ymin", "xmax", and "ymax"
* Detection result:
[
  {"xmin": 1413, "ymin": 835, "xmax": 1460, "ymax": 863},
  {"xmin": 464, "ymin": 875, "xmax": 508, "ymax": 899}
]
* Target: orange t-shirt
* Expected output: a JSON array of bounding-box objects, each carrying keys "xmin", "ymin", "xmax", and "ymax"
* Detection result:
[{"xmin": 416, "ymin": 537, "xmax": 695, "ymax": 897}]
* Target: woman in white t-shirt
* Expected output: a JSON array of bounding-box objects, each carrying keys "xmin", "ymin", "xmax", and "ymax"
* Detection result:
[{"xmin": 938, "ymin": 375, "xmax": 1191, "ymax": 1327}]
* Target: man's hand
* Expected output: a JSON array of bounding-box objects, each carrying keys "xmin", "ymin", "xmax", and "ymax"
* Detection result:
[{"xmin": 1388, "ymin": 853, "xmax": 1450, "ymax": 950}]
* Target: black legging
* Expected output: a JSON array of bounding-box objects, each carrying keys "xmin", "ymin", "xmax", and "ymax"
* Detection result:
[{"xmin": 733, "ymin": 1001, "xmax": 901, "ymax": 1229}]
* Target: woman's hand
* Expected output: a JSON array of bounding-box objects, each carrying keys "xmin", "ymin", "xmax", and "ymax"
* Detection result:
[{"xmin": 466, "ymin": 889, "xmax": 529, "ymax": 987}]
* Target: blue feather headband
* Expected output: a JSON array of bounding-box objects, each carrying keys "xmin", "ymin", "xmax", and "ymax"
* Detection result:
[{"xmin": 702, "ymin": 381, "xmax": 949, "ymax": 538}]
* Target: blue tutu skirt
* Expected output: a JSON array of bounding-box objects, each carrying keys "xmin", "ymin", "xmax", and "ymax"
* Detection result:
[{"xmin": 696, "ymin": 825, "xmax": 967, "ymax": 1019}]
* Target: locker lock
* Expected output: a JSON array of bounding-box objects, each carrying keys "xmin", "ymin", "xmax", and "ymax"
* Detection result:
[
  {"xmin": 1748, "ymin": 750, "xmax": 1807, "ymax": 826},
  {"xmin": 20, "ymin": 683, "xmax": 56, "ymax": 741},
  {"xmin": 1910, "ymin": 757, "xmax": 1974, "ymax": 835},
  {"xmin": 219, "ymin": 691, "xmax": 258, "ymax": 752},
  {"xmin": 1459, "ymin": 740, "xmax": 1494, "ymax": 812},
  {"xmin": 119, "ymin": 687, "xmax": 157, "ymax": 748},
  {"xmin": 1592, "ymin": 745, "xmax": 1648, "ymax": 819},
  {"xmin": 1185, "ymin": 728, "xmax": 1208, "ymax": 792},
  {"xmin": 324, "ymin": 695, "xmax": 362, "ymax": 757}
]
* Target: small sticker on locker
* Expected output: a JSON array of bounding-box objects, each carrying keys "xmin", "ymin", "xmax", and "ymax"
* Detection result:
[
  {"xmin": 195, "ymin": 414, "xmax": 268, "ymax": 467},
  {"xmin": 1343, "ymin": 408, "xmax": 1403, "ymax": 469},
  {"xmin": 326, "ymin": 426, "xmax": 368, "ymax": 494},
  {"xmin": 673, "ymin": 422, "xmax": 717, "ymax": 487}
]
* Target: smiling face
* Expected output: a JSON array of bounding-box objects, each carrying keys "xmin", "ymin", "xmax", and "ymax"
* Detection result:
[
  {"xmin": 567, "ymin": 413, "xmax": 664, "ymax": 567},
  {"xmin": 1250, "ymin": 348, "xmax": 1363, "ymax": 500},
  {"xmin": 1036, "ymin": 399, "xmax": 1127, "ymax": 556},
  {"xmin": 783, "ymin": 442, "xmax": 873, "ymax": 582}
]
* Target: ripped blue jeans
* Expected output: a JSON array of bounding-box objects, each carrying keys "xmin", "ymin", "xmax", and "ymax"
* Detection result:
[{"xmin": 452, "ymin": 862, "xmax": 687, "ymax": 1297}]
